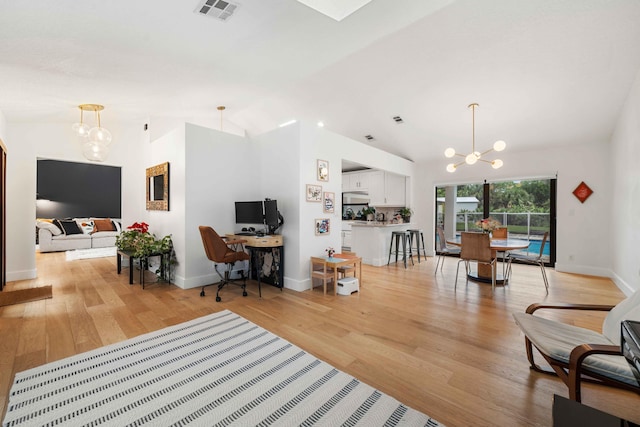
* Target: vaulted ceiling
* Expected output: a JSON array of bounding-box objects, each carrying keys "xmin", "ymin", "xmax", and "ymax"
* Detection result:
[{"xmin": 1, "ymin": 0, "xmax": 640, "ymax": 163}]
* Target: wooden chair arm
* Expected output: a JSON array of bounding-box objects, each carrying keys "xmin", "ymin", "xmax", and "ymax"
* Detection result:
[
  {"xmin": 526, "ymin": 302, "xmax": 616, "ymax": 315},
  {"xmin": 568, "ymin": 343, "xmax": 623, "ymax": 401}
]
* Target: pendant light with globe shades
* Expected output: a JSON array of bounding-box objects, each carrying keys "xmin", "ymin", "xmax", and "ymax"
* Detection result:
[
  {"xmin": 71, "ymin": 104, "xmax": 112, "ymax": 162},
  {"xmin": 444, "ymin": 103, "xmax": 505, "ymax": 173}
]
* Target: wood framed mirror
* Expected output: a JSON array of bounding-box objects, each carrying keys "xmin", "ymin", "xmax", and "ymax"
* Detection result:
[{"xmin": 146, "ymin": 162, "xmax": 169, "ymax": 211}]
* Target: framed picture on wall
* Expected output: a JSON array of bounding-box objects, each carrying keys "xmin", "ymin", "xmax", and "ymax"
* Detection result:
[
  {"xmin": 317, "ymin": 159, "xmax": 329, "ymax": 182},
  {"xmin": 315, "ymin": 218, "xmax": 330, "ymax": 235},
  {"xmin": 323, "ymin": 192, "xmax": 335, "ymax": 213},
  {"xmin": 306, "ymin": 184, "xmax": 322, "ymax": 202}
]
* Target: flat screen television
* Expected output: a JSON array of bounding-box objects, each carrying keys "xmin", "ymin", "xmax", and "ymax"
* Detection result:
[
  {"xmin": 264, "ymin": 199, "xmax": 278, "ymax": 227},
  {"xmin": 235, "ymin": 201, "xmax": 264, "ymax": 224}
]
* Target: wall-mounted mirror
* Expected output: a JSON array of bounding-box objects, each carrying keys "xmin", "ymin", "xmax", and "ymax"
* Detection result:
[{"xmin": 146, "ymin": 162, "xmax": 169, "ymax": 211}]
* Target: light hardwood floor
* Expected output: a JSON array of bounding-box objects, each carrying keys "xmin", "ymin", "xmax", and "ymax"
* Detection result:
[{"xmin": 1, "ymin": 252, "xmax": 639, "ymax": 426}]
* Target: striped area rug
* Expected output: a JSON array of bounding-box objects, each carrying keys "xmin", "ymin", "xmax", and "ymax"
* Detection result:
[{"xmin": 3, "ymin": 310, "xmax": 442, "ymax": 426}]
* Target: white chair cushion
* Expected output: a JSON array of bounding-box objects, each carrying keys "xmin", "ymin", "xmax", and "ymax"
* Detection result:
[{"xmin": 513, "ymin": 312, "xmax": 640, "ymax": 386}]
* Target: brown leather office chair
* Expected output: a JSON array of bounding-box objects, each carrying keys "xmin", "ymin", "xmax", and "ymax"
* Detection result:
[{"xmin": 199, "ymin": 226, "xmax": 250, "ymax": 302}]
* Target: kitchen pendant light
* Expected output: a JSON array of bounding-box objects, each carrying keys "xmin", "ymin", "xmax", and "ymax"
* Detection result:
[{"xmin": 444, "ymin": 103, "xmax": 505, "ymax": 173}]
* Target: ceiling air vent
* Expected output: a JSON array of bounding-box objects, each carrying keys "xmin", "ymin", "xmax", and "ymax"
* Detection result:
[
  {"xmin": 393, "ymin": 116, "xmax": 404, "ymax": 123},
  {"xmin": 364, "ymin": 135, "xmax": 374, "ymax": 140},
  {"xmin": 194, "ymin": 0, "xmax": 239, "ymax": 22}
]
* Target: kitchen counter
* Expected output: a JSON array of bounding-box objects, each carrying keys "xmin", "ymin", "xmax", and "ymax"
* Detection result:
[
  {"xmin": 351, "ymin": 221, "xmax": 410, "ymax": 227},
  {"xmin": 351, "ymin": 222, "xmax": 414, "ymax": 266}
]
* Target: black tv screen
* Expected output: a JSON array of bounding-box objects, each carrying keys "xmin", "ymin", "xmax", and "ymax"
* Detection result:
[
  {"xmin": 264, "ymin": 199, "xmax": 278, "ymax": 227},
  {"xmin": 235, "ymin": 201, "xmax": 263, "ymax": 224}
]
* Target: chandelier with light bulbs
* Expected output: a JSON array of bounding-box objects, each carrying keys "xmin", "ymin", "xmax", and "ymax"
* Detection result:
[
  {"xmin": 71, "ymin": 104, "xmax": 112, "ymax": 162},
  {"xmin": 444, "ymin": 103, "xmax": 505, "ymax": 173}
]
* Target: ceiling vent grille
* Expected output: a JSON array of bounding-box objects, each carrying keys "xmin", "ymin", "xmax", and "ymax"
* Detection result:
[{"xmin": 194, "ymin": 0, "xmax": 239, "ymax": 22}]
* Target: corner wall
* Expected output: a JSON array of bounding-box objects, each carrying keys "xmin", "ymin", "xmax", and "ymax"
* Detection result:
[{"xmin": 610, "ymin": 68, "xmax": 640, "ymax": 295}]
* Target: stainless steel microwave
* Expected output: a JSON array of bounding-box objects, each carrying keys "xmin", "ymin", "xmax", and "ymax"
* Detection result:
[{"xmin": 342, "ymin": 192, "xmax": 370, "ymax": 205}]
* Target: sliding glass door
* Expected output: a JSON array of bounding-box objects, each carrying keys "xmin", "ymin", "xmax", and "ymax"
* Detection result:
[{"xmin": 436, "ymin": 178, "xmax": 556, "ymax": 266}]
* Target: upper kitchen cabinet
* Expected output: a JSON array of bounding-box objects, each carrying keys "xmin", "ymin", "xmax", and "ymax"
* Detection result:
[
  {"xmin": 342, "ymin": 171, "xmax": 371, "ymax": 192},
  {"xmin": 369, "ymin": 171, "xmax": 406, "ymax": 206}
]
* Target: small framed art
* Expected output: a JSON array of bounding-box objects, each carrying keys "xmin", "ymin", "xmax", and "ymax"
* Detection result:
[
  {"xmin": 306, "ymin": 184, "xmax": 322, "ymax": 202},
  {"xmin": 317, "ymin": 159, "xmax": 329, "ymax": 182},
  {"xmin": 315, "ymin": 218, "xmax": 330, "ymax": 235},
  {"xmin": 323, "ymin": 192, "xmax": 335, "ymax": 213},
  {"xmin": 572, "ymin": 181, "xmax": 593, "ymax": 204}
]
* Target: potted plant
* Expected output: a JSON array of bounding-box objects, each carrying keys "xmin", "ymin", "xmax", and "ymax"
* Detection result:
[
  {"xmin": 362, "ymin": 206, "xmax": 376, "ymax": 221},
  {"xmin": 400, "ymin": 207, "xmax": 413, "ymax": 223}
]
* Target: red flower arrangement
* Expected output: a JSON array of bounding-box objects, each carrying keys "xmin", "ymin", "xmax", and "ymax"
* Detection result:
[{"xmin": 127, "ymin": 222, "xmax": 149, "ymax": 233}]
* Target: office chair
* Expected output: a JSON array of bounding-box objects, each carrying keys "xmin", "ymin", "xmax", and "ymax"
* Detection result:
[{"xmin": 199, "ymin": 226, "xmax": 250, "ymax": 302}]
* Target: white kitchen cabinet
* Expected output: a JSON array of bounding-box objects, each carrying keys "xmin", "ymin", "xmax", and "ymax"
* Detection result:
[
  {"xmin": 369, "ymin": 171, "xmax": 406, "ymax": 207},
  {"xmin": 342, "ymin": 172, "xmax": 370, "ymax": 191},
  {"xmin": 341, "ymin": 230, "xmax": 352, "ymax": 249},
  {"xmin": 384, "ymin": 172, "xmax": 406, "ymax": 206},
  {"xmin": 368, "ymin": 171, "xmax": 385, "ymax": 206}
]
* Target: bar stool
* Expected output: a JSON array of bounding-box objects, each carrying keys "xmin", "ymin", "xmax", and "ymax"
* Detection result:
[
  {"xmin": 407, "ymin": 229, "xmax": 427, "ymax": 263},
  {"xmin": 387, "ymin": 230, "xmax": 414, "ymax": 268}
]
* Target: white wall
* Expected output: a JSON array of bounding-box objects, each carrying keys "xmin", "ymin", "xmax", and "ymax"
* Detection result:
[
  {"xmin": 414, "ymin": 142, "xmax": 612, "ymax": 278},
  {"xmin": 283, "ymin": 122, "xmax": 416, "ymax": 291},
  {"xmin": 4, "ymin": 120, "xmax": 146, "ymax": 281},
  {"xmin": 0, "ymin": 109, "xmax": 6, "ymax": 142},
  {"xmin": 611, "ymin": 68, "xmax": 640, "ymax": 295}
]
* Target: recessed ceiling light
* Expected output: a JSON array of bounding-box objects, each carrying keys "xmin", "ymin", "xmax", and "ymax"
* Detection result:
[
  {"xmin": 279, "ymin": 119, "xmax": 297, "ymax": 128},
  {"xmin": 317, "ymin": 121, "xmax": 324, "ymax": 127}
]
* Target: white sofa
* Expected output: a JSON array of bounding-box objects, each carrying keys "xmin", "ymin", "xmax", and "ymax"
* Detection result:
[{"xmin": 36, "ymin": 218, "xmax": 120, "ymax": 253}]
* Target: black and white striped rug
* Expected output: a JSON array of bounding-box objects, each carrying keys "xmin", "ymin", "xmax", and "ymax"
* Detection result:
[{"xmin": 3, "ymin": 310, "xmax": 442, "ymax": 426}]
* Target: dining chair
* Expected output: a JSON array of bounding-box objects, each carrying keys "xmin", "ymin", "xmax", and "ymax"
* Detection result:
[
  {"xmin": 434, "ymin": 226, "xmax": 461, "ymax": 274},
  {"xmin": 492, "ymin": 226, "xmax": 509, "ymax": 277},
  {"xmin": 507, "ymin": 231, "xmax": 549, "ymax": 293},
  {"xmin": 455, "ymin": 232, "xmax": 497, "ymax": 291},
  {"xmin": 310, "ymin": 257, "xmax": 334, "ymax": 295}
]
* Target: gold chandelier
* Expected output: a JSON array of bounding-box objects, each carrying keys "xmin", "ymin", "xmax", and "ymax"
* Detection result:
[
  {"xmin": 444, "ymin": 103, "xmax": 505, "ymax": 173},
  {"xmin": 71, "ymin": 104, "xmax": 112, "ymax": 162}
]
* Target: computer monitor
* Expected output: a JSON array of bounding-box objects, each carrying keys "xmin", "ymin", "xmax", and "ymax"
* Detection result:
[
  {"xmin": 235, "ymin": 201, "xmax": 264, "ymax": 224},
  {"xmin": 264, "ymin": 199, "xmax": 278, "ymax": 227}
]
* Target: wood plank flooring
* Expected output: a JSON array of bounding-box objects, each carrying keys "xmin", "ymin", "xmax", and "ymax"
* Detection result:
[{"xmin": 1, "ymin": 252, "xmax": 639, "ymax": 425}]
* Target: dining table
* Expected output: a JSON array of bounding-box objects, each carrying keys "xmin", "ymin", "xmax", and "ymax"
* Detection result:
[{"xmin": 446, "ymin": 236, "xmax": 530, "ymax": 284}]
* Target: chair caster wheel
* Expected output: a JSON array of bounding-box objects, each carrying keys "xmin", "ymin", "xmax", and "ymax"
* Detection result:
[
  {"xmin": 200, "ymin": 291, "xmax": 205, "ymax": 297},
  {"xmin": 242, "ymin": 291, "xmax": 248, "ymax": 297},
  {"xmin": 216, "ymin": 296, "xmax": 221, "ymax": 302}
]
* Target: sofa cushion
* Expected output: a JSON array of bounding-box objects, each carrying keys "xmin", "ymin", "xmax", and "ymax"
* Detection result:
[
  {"xmin": 54, "ymin": 219, "xmax": 83, "ymax": 235},
  {"xmin": 36, "ymin": 220, "xmax": 62, "ymax": 236},
  {"xmin": 75, "ymin": 219, "xmax": 96, "ymax": 234},
  {"xmin": 93, "ymin": 218, "xmax": 115, "ymax": 232}
]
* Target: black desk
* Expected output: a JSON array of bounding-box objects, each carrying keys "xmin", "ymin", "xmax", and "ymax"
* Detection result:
[
  {"xmin": 117, "ymin": 249, "xmax": 171, "ymax": 289},
  {"xmin": 226, "ymin": 234, "xmax": 284, "ymax": 297}
]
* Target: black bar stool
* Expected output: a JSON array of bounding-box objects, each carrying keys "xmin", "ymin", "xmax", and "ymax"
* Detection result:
[
  {"xmin": 387, "ymin": 230, "xmax": 414, "ymax": 268},
  {"xmin": 407, "ymin": 229, "xmax": 427, "ymax": 263}
]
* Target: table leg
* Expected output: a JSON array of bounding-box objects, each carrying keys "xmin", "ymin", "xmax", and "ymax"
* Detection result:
[
  {"xmin": 117, "ymin": 253, "xmax": 122, "ymax": 274},
  {"xmin": 129, "ymin": 256, "xmax": 134, "ymax": 285},
  {"xmin": 334, "ymin": 268, "xmax": 338, "ymax": 295}
]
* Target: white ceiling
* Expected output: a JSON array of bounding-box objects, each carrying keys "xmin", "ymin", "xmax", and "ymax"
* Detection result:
[{"xmin": 1, "ymin": 0, "xmax": 640, "ymax": 163}]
